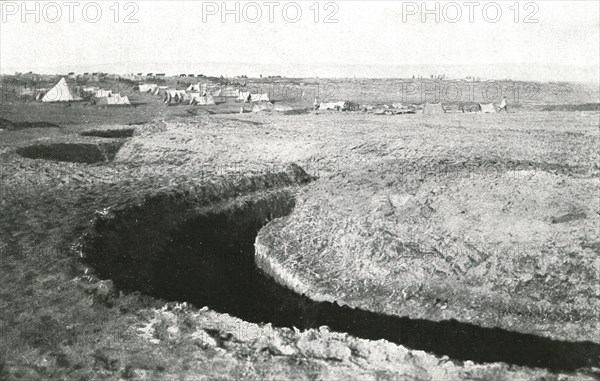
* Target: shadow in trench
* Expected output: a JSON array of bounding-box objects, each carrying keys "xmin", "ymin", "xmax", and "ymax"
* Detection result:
[
  {"xmin": 85, "ymin": 194, "xmax": 600, "ymax": 372},
  {"xmin": 17, "ymin": 142, "xmax": 123, "ymax": 163}
]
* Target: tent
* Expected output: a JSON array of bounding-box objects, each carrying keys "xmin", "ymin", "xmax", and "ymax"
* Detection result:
[
  {"xmin": 252, "ymin": 103, "xmax": 294, "ymax": 113},
  {"xmin": 252, "ymin": 102, "xmax": 275, "ymax": 112},
  {"xmin": 166, "ymin": 89, "xmax": 187, "ymax": 98},
  {"xmin": 189, "ymin": 93, "xmax": 216, "ymax": 105},
  {"xmin": 153, "ymin": 86, "xmax": 169, "ymax": 95},
  {"xmin": 163, "ymin": 89, "xmax": 188, "ymax": 104},
  {"xmin": 82, "ymin": 86, "xmax": 99, "ymax": 94},
  {"xmin": 252, "ymin": 93, "xmax": 270, "ymax": 102},
  {"xmin": 480, "ymin": 103, "xmax": 497, "ymax": 113},
  {"xmin": 96, "ymin": 93, "xmax": 130, "ymax": 105},
  {"xmin": 462, "ymin": 103, "xmax": 481, "ymax": 113},
  {"xmin": 238, "ymin": 91, "xmax": 251, "ymax": 102},
  {"xmin": 96, "ymin": 89, "xmax": 112, "ymax": 98},
  {"xmin": 187, "ymin": 83, "xmax": 201, "ymax": 92},
  {"xmin": 42, "ymin": 78, "xmax": 82, "ymax": 102},
  {"xmin": 422, "ymin": 103, "xmax": 446, "ymax": 114},
  {"xmin": 221, "ymin": 86, "xmax": 240, "ymax": 98},
  {"xmin": 189, "ymin": 83, "xmax": 222, "ymax": 94},
  {"xmin": 319, "ymin": 101, "xmax": 345, "ymax": 111},
  {"xmin": 237, "ymin": 91, "xmax": 269, "ymax": 102},
  {"xmin": 139, "ymin": 84, "xmax": 158, "ymax": 93}
]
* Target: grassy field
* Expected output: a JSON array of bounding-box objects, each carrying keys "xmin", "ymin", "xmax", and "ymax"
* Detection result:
[{"xmin": 1, "ymin": 77, "xmax": 599, "ymax": 380}]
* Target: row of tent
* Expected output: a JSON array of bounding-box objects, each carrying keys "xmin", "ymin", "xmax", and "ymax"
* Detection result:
[
  {"xmin": 163, "ymin": 90, "xmax": 217, "ymax": 105},
  {"xmin": 37, "ymin": 78, "xmax": 130, "ymax": 105},
  {"xmin": 318, "ymin": 102, "xmax": 501, "ymax": 114},
  {"xmin": 420, "ymin": 103, "xmax": 500, "ymax": 114},
  {"xmin": 138, "ymin": 83, "xmax": 270, "ymax": 104}
]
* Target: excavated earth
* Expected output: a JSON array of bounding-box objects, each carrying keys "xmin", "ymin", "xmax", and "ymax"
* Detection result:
[{"xmin": 1, "ymin": 111, "xmax": 599, "ymax": 380}]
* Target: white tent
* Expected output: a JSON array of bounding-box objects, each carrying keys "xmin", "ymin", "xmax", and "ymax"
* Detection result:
[
  {"xmin": 252, "ymin": 102, "xmax": 274, "ymax": 112},
  {"xmin": 252, "ymin": 93, "xmax": 270, "ymax": 102},
  {"xmin": 166, "ymin": 89, "xmax": 187, "ymax": 98},
  {"xmin": 252, "ymin": 103, "xmax": 293, "ymax": 113},
  {"xmin": 82, "ymin": 86, "xmax": 99, "ymax": 94},
  {"xmin": 153, "ymin": 86, "xmax": 169, "ymax": 96},
  {"xmin": 163, "ymin": 89, "xmax": 188, "ymax": 104},
  {"xmin": 139, "ymin": 84, "xmax": 158, "ymax": 93},
  {"xmin": 189, "ymin": 93, "xmax": 216, "ymax": 105},
  {"xmin": 422, "ymin": 103, "xmax": 446, "ymax": 114},
  {"xmin": 238, "ymin": 92, "xmax": 270, "ymax": 102},
  {"xmin": 480, "ymin": 103, "xmax": 497, "ymax": 113},
  {"xmin": 319, "ymin": 101, "xmax": 345, "ymax": 111},
  {"xmin": 221, "ymin": 86, "xmax": 240, "ymax": 98},
  {"xmin": 187, "ymin": 83, "xmax": 201, "ymax": 92},
  {"xmin": 238, "ymin": 91, "xmax": 251, "ymax": 101},
  {"xmin": 96, "ymin": 93, "xmax": 131, "ymax": 105},
  {"xmin": 96, "ymin": 89, "xmax": 112, "ymax": 98},
  {"xmin": 42, "ymin": 78, "xmax": 81, "ymax": 102}
]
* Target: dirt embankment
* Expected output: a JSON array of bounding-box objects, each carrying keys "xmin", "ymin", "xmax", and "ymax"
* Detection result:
[
  {"xmin": 256, "ymin": 159, "xmax": 600, "ymax": 343},
  {"xmin": 107, "ymin": 114, "xmax": 599, "ymax": 346}
]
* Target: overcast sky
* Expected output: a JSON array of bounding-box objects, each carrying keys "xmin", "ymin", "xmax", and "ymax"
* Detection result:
[{"xmin": 1, "ymin": 1, "xmax": 598, "ymax": 81}]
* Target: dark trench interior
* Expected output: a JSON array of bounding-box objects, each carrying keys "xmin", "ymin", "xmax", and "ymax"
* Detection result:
[
  {"xmin": 80, "ymin": 129, "xmax": 135, "ymax": 138},
  {"xmin": 84, "ymin": 193, "xmax": 600, "ymax": 372},
  {"xmin": 17, "ymin": 142, "xmax": 123, "ymax": 163}
]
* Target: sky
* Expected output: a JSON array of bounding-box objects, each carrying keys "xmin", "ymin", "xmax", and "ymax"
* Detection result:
[{"xmin": 1, "ymin": 1, "xmax": 598, "ymax": 82}]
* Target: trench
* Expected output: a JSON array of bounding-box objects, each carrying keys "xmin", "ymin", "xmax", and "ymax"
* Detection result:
[
  {"xmin": 16, "ymin": 142, "xmax": 123, "ymax": 163},
  {"xmin": 82, "ymin": 190, "xmax": 600, "ymax": 372},
  {"xmin": 80, "ymin": 129, "xmax": 135, "ymax": 138},
  {"xmin": 0, "ymin": 118, "xmax": 59, "ymax": 131}
]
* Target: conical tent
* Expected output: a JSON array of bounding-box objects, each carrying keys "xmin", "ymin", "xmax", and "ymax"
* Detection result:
[{"xmin": 42, "ymin": 78, "xmax": 81, "ymax": 102}]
